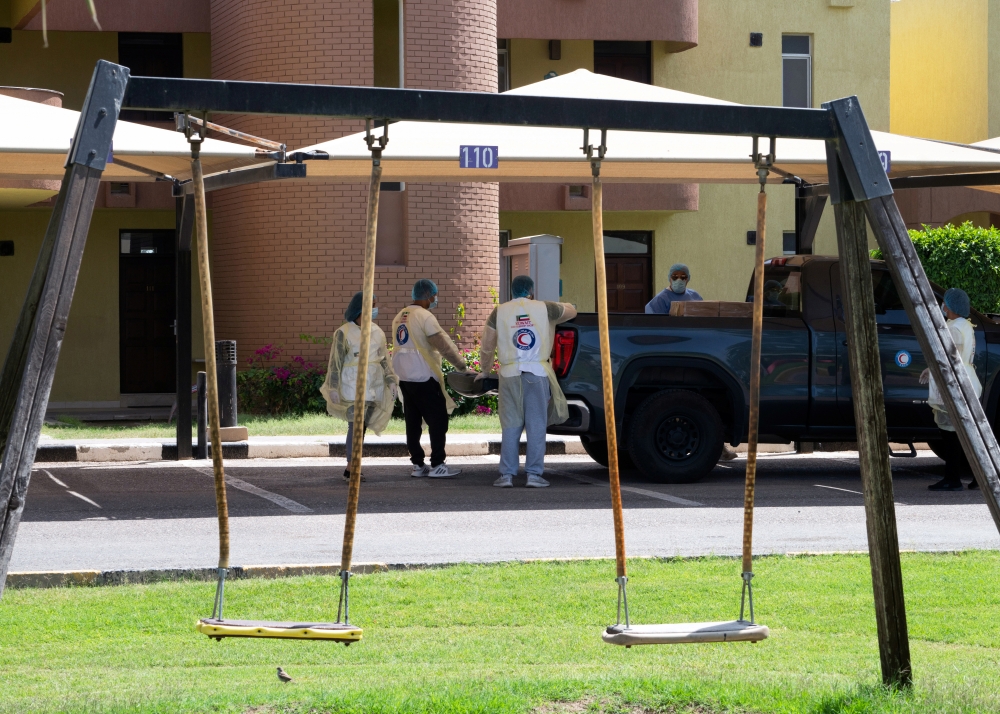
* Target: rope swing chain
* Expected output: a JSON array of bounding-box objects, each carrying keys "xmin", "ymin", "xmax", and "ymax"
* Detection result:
[
  {"xmin": 741, "ymin": 136, "xmax": 775, "ymax": 625},
  {"xmin": 185, "ymin": 114, "xmax": 233, "ymax": 621},
  {"xmin": 337, "ymin": 118, "xmax": 389, "ymax": 625}
]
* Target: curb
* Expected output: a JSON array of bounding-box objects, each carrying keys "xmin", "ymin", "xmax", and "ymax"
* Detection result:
[{"xmin": 35, "ymin": 437, "xmax": 586, "ymax": 463}]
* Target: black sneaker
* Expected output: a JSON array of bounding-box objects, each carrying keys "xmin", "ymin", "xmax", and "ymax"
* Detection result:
[
  {"xmin": 929, "ymin": 478, "xmax": 963, "ymax": 491},
  {"xmin": 343, "ymin": 469, "xmax": 366, "ymax": 482},
  {"xmin": 968, "ymin": 478, "xmax": 980, "ymax": 490}
]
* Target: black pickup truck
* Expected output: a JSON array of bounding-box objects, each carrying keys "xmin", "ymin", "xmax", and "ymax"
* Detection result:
[{"xmin": 547, "ymin": 255, "xmax": 1000, "ymax": 483}]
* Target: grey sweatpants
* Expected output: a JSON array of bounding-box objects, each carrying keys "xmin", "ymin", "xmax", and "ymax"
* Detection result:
[{"xmin": 499, "ymin": 371, "xmax": 550, "ymax": 478}]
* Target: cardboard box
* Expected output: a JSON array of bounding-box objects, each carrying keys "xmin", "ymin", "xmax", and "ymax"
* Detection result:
[
  {"xmin": 719, "ymin": 301, "xmax": 753, "ymax": 318},
  {"xmin": 669, "ymin": 301, "xmax": 753, "ymax": 318}
]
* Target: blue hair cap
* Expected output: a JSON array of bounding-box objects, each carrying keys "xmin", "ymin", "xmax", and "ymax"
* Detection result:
[
  {"xmin": 344, "ymin": 291, "xmax": 376, "ymax": 321},
  {"xmin": 944, "ymin": 287, "xmax": 971, "ymax": 318},
  {"xmin": 668, "ymin": 263, "xmax": 691, "ymax": 280},
  {"xmin": 412, "ymin": 279, "xmax": 438, "ymax": 301},
  {"xmin": 511, "ymin": 274, "xmax": 535, "ymax": 298}
]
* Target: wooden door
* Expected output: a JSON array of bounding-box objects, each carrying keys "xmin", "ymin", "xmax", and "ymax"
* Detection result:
[
  {"xmin": 120, "ymin": 252, "xmax": 175, "ymax": 393},
  {"xmin": 605, "ymin": 256, "xmax": 651, "ymax": 312},
  {"xmin": 594, "ymin": 54, "xmax": 650, "ymax": 84}
]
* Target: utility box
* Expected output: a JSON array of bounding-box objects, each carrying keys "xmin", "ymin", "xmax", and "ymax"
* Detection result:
[
  {"xmin": 500, "ymin": 234, "xmax": 563, "ymax": 302},
  {"xmin": 215, "ymin": 340, "xmax": 238, "ymax": 429}
]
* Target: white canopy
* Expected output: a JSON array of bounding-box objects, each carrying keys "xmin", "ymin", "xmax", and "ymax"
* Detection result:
[
  {"xmin": 295, "ymin": 70, "xmax": 1000, "ymax": 185},
  {"xmin": 0, "ymin": 93, "xmax": 264, "ymax": 183}
]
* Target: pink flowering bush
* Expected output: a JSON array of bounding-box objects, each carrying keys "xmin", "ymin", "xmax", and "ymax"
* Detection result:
[{"xmin": 237, "ymin": 344, "xmax": 327, "ymax": 416}]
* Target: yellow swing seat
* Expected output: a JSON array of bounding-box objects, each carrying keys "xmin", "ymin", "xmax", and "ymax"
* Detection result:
[
  {"xmin": 602, "ymin": 620, "xmax": 769, "ymax": 646},
  {"xmin": 196, "ymin": 618, "xmax": 363, "ymax": 642}
]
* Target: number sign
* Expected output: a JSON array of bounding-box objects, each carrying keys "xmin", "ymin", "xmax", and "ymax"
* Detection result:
[
  {"xmin": 878, "ymin": 150, "xmax": 891, "ymax": 174},
  {"xmin": 459, "ymin": 145, "xmax": 498, "ymax": 169}
]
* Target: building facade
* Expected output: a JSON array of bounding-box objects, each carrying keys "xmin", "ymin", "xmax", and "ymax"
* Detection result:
[{"xmin": 0, "ymin": 0, "xmax": 996, "ymax": 414}]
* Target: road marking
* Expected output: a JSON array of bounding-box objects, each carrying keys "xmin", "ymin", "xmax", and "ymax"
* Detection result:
[
  {"xmin": 814, "ymin": 484, "xmax": 864, "ymax": 495},
  {"xmin": 188, "ymin": 466, "xmax": 313, "ymax": 514},
  {"xmin": 67, "ymin": 491, "xmax": 101, "ymax": 508},
  {"xmin": 43, "ymin": 470, "xmax": 68, "ymax": 488},
  {"xmin": 547, "ymin": 469, "xmax": 704, "ymax": 506}
]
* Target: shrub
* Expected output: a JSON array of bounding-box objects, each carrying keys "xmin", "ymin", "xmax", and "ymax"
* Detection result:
[
  {"xmin": 871, "ymin": 221, "xmax": 1000, "ymax": 314},
  {"xmin": 238, "ymin": 344, "xmax": 327, "ymax": 416}
]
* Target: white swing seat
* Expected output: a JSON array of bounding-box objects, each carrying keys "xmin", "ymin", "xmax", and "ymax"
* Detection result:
[
  {"xmin": 602, "ymin": 620, "xmax": 769, "ymax": 646},
  {"xmin": 196, "ymin": 618, "xmax": 363, "ymax": 642}
]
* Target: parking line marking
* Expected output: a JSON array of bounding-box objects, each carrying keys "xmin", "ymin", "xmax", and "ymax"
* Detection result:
[
  {"xmin": 188, "ymin": 466, "xmax": 313, "ymax": 514},
  {"xmin": 66, "ymin": 491, "xmax": 101, "ymax": 508},
  {"xmin": 548, "ymin": 470, "xmax": 704, "ymax": 506},
  {"xmin": 43, "ymin": 470, "xmax": 68, "ymax": 488},
  {"xmin": 814, "ymin": 484, "xmax": 863, "ymax": 495}
]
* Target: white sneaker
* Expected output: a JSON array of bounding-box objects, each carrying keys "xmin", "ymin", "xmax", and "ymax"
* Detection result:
[
  {"xmin": 526, "ymin": 474, "xmax": 550, "ymax": 488},
  {"xmin": 411, "ymin": 464, "xmax": 430, "ymax": 478},
  {"xmin": 493, "ymin": 474, "xmax": 513, "ymax": 488},
  {"xmin": 428, "ymin": 464, "xmax": 461, "ymax": 479}
]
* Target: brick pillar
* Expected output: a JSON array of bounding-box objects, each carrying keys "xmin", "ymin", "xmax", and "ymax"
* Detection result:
[{"xmin": 208, "ymin": 0, "xmax": 498, "ymax": 374}]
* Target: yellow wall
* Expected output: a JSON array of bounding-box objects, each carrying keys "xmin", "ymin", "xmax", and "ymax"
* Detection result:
[
  {"xmin": 502, "ymin": 182, "xmax": 839, "ymax": 310},
  {"xmin": 0, "ymin": 209, "xmax": 207, "ymax": 403},
  {"xmin": 890, "ymin": 0, "xmax": 989, "ymax": 142},
  {"xmin": 509, "ymin": 39, "xmax": 593, "ymax": 89},
  {"xmin": 183, "ymin": 33, "xmax": 212, "ymax": 79},
  {"xmin": 0, "ymin": 31, "xmax": 117, "ymax": 110},
  {"xmin": 657, "ymin": 0, "xmax": 890, "ymax": 129}
]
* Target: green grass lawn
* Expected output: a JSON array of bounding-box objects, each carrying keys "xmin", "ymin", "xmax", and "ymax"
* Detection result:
[
  {"xmin": 2, "ymin": 553, "xmax": 1000, "ymax": 713},
  {"xmin": 41, "ymin": 413, "xmax": 501, "ymax": 440}
]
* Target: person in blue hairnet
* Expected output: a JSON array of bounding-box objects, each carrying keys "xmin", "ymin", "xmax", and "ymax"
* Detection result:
[
  {"xmin": 919, "ymin": 287, "xmax": 982, "ymax": 491},
  {"xmin": 320, "ymin": 291, "xmax": 398, "ymax": 482},
  {"xmin": 644, "ymin": 263, "xmax": 702, "ymax": 314},
  {"xmin": 391, "ymin": 279, "xmax": 470, "ymax": 479}
]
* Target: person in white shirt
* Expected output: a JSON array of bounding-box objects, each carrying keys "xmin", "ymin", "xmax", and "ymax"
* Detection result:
[
  {"xmin": 478, "ymin": 275, "xmax": 577, "ymax": 488},
  {"xmin": 920, "ymin": 288, "xmax": 983, "ymax": 491},
  {"xmin": 320, "ymin": 291, "xmax": 398, "ymax": 481},
  {"xmin": 391, "ymin": 279, "xmax": 469, "ymax": 478}
]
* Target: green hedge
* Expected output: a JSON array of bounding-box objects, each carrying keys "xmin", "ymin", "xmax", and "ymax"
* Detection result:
[{"xmin": 870, "ymin": 221, "xmax": 1000, "ymax": 314}]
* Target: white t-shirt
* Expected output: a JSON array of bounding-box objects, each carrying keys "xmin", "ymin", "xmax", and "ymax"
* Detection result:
[{"xmin": 391, "ymin": 305, "xmax": 443, "ymax": 383}]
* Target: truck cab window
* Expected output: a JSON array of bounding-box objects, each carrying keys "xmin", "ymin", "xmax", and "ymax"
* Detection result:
[{"xmin": 746, "ymin": 266, "xmax": 802, "ymax": 317}]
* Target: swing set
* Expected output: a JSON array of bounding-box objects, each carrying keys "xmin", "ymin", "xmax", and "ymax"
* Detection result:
[{"xmin": 5, "ymin": 62, "xmax": 1000, "ymax": 686}]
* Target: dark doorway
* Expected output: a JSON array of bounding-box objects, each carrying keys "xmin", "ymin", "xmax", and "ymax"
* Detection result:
[
  {"xmin": 120, "ymin": 230, "xmax": 176, "ymax": 394},
  {"xmin": 117, "ymin": 33, "xmax": 183, "ymax": 122},
  {"xmin": 594, "ymin": 41, "xmax": 651, "ymax": 84},
  {"xmin": 602, "ymin": 231, "xmax": 652, "ymax": 312}
]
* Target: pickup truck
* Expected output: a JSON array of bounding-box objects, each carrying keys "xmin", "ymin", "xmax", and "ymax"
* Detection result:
[{"xmin": 547, "ymin": 255, "xmax": 1000, "ymax": 483}]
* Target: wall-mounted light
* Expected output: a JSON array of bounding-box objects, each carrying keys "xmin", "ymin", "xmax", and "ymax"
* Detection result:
[
  {"xmin": 549, "ymin": 39, "xmax": 561, "ymax": 61},
  {"xmin": 750, "ymin": 32, "xmax": 763, "ymax": 47}
]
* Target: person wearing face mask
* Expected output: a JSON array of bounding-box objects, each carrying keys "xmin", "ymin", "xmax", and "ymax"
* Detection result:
[
  {"xmin": 644, "ymin": 263, "xmax": 702, "ymax": 314},
  {"xmin": 391, "ymin": 279, "xmax": 470, "ymax": 478},
  {"xmin": 920, "ymin": 287, "xmax": 983, "ymax": 491},
  {"xmin": 321, "ymin": 291, "xmax": 398, "ymax": 482}
]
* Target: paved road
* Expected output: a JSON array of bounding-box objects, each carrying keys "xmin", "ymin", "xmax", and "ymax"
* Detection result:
[{"xmin": 9, "ymin": 451, "xmax": 999, "ymax": 572}]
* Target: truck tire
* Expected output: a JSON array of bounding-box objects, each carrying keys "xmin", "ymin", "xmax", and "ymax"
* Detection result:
[
  {"xmin": 580, "ymin": 435, "xmax": 635, "ymax": 470},
  {"xmin": 627, "ymin": 390, "xmax": 724, "ymax": 484}
]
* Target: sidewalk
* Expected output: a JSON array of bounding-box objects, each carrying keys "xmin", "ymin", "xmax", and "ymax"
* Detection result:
[{"xmin": 34, "ymin": 433, "xmax": 589, "ymax": 462}]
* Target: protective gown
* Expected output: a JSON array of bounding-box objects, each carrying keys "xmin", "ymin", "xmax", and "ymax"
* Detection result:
[
  {"xmin": 320, "ymin": 321, "xmax": 398, "ymax": 435},
  {"xmin": 927, "ymin": 315, "xmax": 982, "ymax": 431}
]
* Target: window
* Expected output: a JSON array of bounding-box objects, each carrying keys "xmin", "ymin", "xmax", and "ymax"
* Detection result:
[
  {"xmin": 603, "ymin": 231, "xmax": 650, "ymax": 255},
  {"xmin": 376, "ymin": 182, "xmax": 407, "ymax": 265},
  {"xmin": 373, "ymin": 0, "xmax": 402, "ymax": 88},
  {"xmin": 118, "ymin": 33, "xmax": 183, "ymax": 121},
  {"xmin": 746, "ymin": 266, "xmax": 802, "ymax": 317},
  {"xmin": 498, "ymin": 39, "xmax": 510, "ymax": 92},
  {"xmin": 594, "ymin": 41, "xmax": 651, "ymax": 84},
  {"xmin": 120, "ymin": 230, "xmax": 175, "ymax": 256},
  {"xmin": 782, "ymin": 35, "xmax": 811, "ymax": 108},
  {"xmin": 783, "ymin": 230, "xmax": 797, "ymax": 255}
]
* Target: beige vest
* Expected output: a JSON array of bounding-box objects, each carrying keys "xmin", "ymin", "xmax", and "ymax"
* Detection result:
[
  {"xmin": 496, "ymin": 298, "xmax": 568, "ymax": 425},
  {"xmin": 337, "ymin": 322, "xmax": 386, "ymax": 402},
  {"xmin": 391, "ymin": 305, "xmax": 456, "ymax": 413}
]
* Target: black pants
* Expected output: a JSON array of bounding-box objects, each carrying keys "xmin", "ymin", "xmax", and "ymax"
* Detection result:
[{"xmin": 399, "ymin": 378, "xmax": 449, "ymax": 467}]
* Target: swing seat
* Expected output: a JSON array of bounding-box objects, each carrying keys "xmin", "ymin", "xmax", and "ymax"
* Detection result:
[
  {"xmin": 602, "ymin": 620, "xmax": 769, "ymax": 646},
  {"xmin": 196, "ymin": 618, "xmax": 363, "ymax": 642}
]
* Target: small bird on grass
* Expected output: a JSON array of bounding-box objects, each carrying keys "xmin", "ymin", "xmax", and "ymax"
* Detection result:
[{"xmin": 276, "ymin": 667, "xmax": 293, "ymax": 683}]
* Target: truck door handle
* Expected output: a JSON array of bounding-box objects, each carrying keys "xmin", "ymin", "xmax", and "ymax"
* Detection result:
[{"xmin": 842, "ymin": 341, "xmax": 848, "ymax": 346}]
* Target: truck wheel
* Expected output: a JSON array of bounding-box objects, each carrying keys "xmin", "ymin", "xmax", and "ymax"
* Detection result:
[
  {"xmin": 628, "ymin": 390, "xmax": 724, "ymax": 484},
  {"xmin": 580, "ymin": 435, "xmax": 635, "ymax": 470}
]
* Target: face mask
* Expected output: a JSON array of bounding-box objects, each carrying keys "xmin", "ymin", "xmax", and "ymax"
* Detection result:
[
  {"xmin": 670, "ymin": 279, "xmax": 688, "ymax": 294},
  {"xmin": 429, "ymin": 298, "xmax": 438, "ymax": 310},
  {"xmin": 942, "ymin": 305, "xmax": 950, "ymax": 319},
  {"xmin": 371, "ymin": 307, "xmax": 379, "ymax": 319}
]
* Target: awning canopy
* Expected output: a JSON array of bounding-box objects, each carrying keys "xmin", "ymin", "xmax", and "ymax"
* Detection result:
[
  {"xmin": 294, "ymin": 70, "xmax": 1000, "ymax": 185},
  {"xmin": 0, "ymin": 93, "xmax": 264, "ymax": 183}
]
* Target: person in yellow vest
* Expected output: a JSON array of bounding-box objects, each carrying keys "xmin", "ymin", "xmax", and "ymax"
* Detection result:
[
  {"xmin": 478, "ymin": 275, "xmax": 577, "ymax": 488},
  {"xmin": 392, "ymin": 279, "xmax": 470, "ymax": 478},
  {"xmin": 320, "ymin": 291, "xmax": 398, "ymax": 482}
]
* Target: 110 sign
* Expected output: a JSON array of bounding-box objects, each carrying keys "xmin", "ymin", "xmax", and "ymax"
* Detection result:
[{"xmin": 459, "ymin": 145, "xmax": 498, "ymax": 169}]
